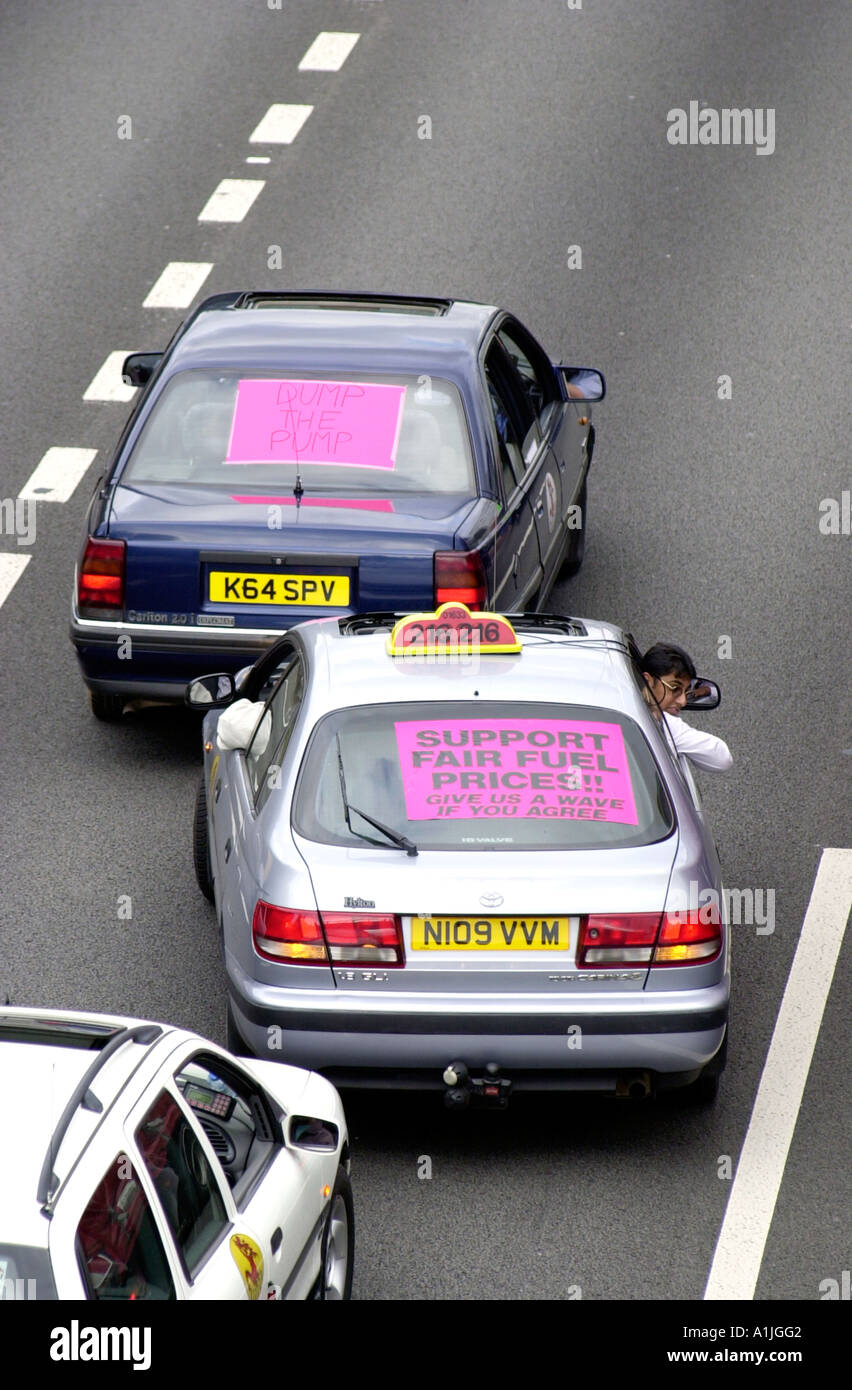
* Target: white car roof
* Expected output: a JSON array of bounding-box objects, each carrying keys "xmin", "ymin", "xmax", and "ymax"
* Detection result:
[{"xmin": 0, "ymin": 1008, "xmax": 185, "ymax": 1248}]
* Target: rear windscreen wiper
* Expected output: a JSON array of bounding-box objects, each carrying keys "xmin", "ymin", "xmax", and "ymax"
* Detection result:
[{"xmin": 336, "ymin": 737, "xmax": 418, "ymax": 857}]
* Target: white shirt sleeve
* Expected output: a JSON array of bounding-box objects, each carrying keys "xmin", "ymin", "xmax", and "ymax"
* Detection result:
[{"xmin": 663, "ymin": 712, "xmax": 733, "ymax": 772}]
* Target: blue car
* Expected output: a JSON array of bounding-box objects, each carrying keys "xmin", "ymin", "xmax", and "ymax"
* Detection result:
[{"xmin": 70, "ymin": 291, "xmax": 604, "ymax": 719}]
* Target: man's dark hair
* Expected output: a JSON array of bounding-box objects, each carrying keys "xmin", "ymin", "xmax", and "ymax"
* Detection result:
[{"xmin": 641, "ymin": 642, "xmax": 696, "ymax": 682}]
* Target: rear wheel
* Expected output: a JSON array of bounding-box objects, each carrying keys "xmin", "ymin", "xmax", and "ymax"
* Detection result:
[
  {"xmin": 192, "ymin": 776, "xmax": 215, "ymax": 902},
  {"xmin": 88, "ymin": 689, "xmax": 125, "ymax": 722},
  {"xmin": 318, "ymin": 1169, "xmax": 354, "ymax": 1301},
  {"xmin": 559, "ymin": 479, "xmax": 587, "ymax": 578}
]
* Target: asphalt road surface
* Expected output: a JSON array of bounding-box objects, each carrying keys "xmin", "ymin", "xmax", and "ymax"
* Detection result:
[{"xmin": 0, "ymin": 0, "xmax": 849, "ymax": 1303}]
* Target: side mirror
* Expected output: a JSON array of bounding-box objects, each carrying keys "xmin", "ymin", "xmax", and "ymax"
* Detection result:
[
  {"xmin": 559, "ymin": 366, "xmax": 606, "ymax": 402},
  {"xmin": 685, "ymin": 678, "xmax": 721, "ymax": 711},
  {"xmin": 122, "ymin": 352, "xmax": 163, "ymax": 387},
  {"xmin": 185, "ymin": 673, "xmax": 237, "ymax": 709},
  {"xmin": 287, "ymin": 1115, "xmax": 339, "ymax": 1152}
]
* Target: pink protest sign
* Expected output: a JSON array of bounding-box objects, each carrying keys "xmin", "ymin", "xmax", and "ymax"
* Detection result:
[
  {"xmin": 230, "ymin": 495, "xmax": 395, "ymax": 513},
  {"xmin": 394, "ymin": 718, "xmax": 639, "ymax": 824},
  {"xmin": 225, "ymin": 379, "xmax": 406, "ymax": 469}
]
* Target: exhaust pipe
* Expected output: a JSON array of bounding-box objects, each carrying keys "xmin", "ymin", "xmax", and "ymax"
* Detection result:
[{"xmin": 616, "ymin": 1071, "xmax": 652, "ymax": 1100}]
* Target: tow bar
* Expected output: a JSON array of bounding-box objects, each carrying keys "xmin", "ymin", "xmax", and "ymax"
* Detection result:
[{"xmin": 442, "ymin": 1061, "xmax": 511, "ymax": 1109}]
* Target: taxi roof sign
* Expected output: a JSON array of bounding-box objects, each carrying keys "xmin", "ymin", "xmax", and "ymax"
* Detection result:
[{"xmin": 387, "ymin": 602, "xmax": 521, "ymax": 657}]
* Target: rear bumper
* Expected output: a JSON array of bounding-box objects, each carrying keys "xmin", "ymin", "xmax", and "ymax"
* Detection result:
[
  {"xmin": 227, "ymin": 964, "xmax": 729, "ymax": 1090},
  {"xmin": 71, "ymin": 609, "xmax": 288, "ymax": 700}
]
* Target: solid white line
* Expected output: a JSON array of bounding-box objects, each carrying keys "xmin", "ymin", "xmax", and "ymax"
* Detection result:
[
  {"xmin": 298, "ymin": 32, "xmax": 360, "ymax": 71},
  {"xmin": 143, "ymin": 261, "xmax": 213, "ymax": 309},
  {"xmin": 18, "ymin": 448, "xmax": 98, "ymax": 503},
  {"xmin": 249, "ymin": 104, "xmax": 313, "ymax": 144},
  {"xmin": 245, "ymin": 156, "xmax": 271, "ymax": 164},
  {"xmin": 83, "ymin": 352, "xmax": 136, "ymax": 402},
  {"xmin": 0, "ymin": 554, "xmax": 31, "ymax": 608},
  {"xmin": 198, "ymin": 179, "xmax": 264, "ymax": 223},
  {"xmin": 704, "ymin": 847, "xmax": 852, "ymax": 1300}
]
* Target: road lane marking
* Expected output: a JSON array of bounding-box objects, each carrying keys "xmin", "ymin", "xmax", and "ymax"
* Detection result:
[
  {"xmin": 298, "ymin": 32, "xmax": 360, "ymax": 71},
  {"xmin": 143, "ymin": 261, "xmax": 213, "ymax": 309},
  {"xmin": 245, "ymin": 156, "xmax": 271, "ymax": 164},
  {"xmin": 198, "ymin": 179, "xmax": 264, "ymax": 223},
  {"xmin": 249, "ymin": 104, "xmax": 313, "ymax": 144},
  {"xmin": 0, "ymin": 554, "xmax": 31, "ymax": 608},
  {"xmin": 83, "ymin": 352, "xmax": 136, "ymax": 402},
  {"xmin": 18, "ymin": 448, "xmax": 98, "ymax": 504},
  {"xmin": 704, "ymin": 847, "xmax": 852, "ymax": 1300}
]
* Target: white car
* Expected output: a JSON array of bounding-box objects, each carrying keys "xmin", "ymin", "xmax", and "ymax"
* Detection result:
[{"xmin": 0, "ymin": 1007, "xmax": 353, "ymax": 1300}]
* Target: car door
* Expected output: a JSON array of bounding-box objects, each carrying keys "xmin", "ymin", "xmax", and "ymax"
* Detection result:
[
  {"xmin": 173, "ymin": 1048, "xmax": 324, "ymax": 1300},
  {"xmin": 210, "ymin": 645, "xmax": 303, "ymax": 941},
  {"xmin": 494, "ymin": 319, "xmax": 581, "ymax": 589},
  {"xmin": 482, "ymin": 344, "xmax": 543, "ymax": 611}
]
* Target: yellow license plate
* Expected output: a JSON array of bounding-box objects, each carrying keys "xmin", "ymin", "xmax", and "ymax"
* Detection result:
[
  {"xmin": 410, "ymin": 916, "xmax": 572, "ymax": 951},
  {"xmin": 208, "ymin": 571, "xmax": 350, "ymax": 606}
]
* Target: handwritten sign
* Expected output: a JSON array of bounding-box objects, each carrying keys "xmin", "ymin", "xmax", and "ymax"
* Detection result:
[
  {"xmin": 394, "ymin": 718, "xmax": 639, "ymax": 824},
  {"xmin": 388, "ymin": 602, "xmax": 520, "ymax": 656},
  {"xmin": 225, "ymin": 379, "xmax": 406, "ymax": 469}
]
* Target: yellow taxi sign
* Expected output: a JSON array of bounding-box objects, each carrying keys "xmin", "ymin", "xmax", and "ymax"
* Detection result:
[{"xmin": 387, "ymin": 602, "xmax": 521, "ymax": 657}]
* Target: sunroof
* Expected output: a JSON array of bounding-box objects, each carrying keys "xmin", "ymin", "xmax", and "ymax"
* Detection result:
[{"xmin": 236, "ymin": 292, "xmax": 450, "ymax": 316}]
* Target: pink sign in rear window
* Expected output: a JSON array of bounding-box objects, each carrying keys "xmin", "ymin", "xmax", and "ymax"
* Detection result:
[
  {"xmin": 225, "ymin": 378, "xmax": 406, "ymax": 469},
  {"xmin": 394, "ymin": 718, "xmax": 639, "ymax": 825}
]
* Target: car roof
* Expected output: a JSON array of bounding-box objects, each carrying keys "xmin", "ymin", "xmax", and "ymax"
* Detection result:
[
  {"xmin": 167, "ymin": 294, "xmax": 499, "ymax": 381},
  {"xmin": 295, "ymin": 616, "xmax": 651, "ymax": 722},
  {"xmin": 0, "ymin": 1008, "xmax": 184, "ymax": 1248}
]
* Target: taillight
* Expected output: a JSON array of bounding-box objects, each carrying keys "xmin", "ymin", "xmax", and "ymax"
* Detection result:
[
  {"xmin": 577, "ymin": 913, "xmax": 661, "ymax": 967},
  {"xmin": 252, "ymin": 902, "xmax": 404, "ymax": 966},
  {"xmin": 434, "ymin": 550, "xmax": 487, "ymax": 607},
  {"xmin": 652, "ymin": 906, "xmax": 722, "ymax": 966},
  {"xmin": 576, "ymin": 906, "xmax": 722, "ymax": 968},
  {"xmin": 77, "ymin": 537, "xmax": 125, "ymax": 614}
]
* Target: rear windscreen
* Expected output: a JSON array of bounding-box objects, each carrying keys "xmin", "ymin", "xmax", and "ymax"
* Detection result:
[
  {"xmin": 293, "ymin": 701, "xmax": 675, "ymax": 851},
  {"xmin": 122, "ymin": 370, "xmax": 475, "ymax": 495}
]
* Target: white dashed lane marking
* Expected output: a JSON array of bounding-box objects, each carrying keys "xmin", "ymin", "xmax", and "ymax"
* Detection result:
[
  {"xmin": 197, "ymin": 179, "xmax": 265, "ymax": 223},
  {"xmin": 18, "ymin": 448, "xmax": 98, "ymax": 504},
  {"xmin": 0, "ymin": 554, "xmax": 31, "ymax": 609},
  {"xmin": 249, "ymin": 104, "xmax": 313, "ymax": 144},
  {"xmin": 83, "ymin": 352, "xmax": 137, "ymax": 402},
  {"xmin": 143, "ymin": 261, "xmax": 213, "ymax": 309},
  {"xmin": 298, "ymin": 32, "xmax": 360, "ymax": 71},
  {"xmin": 704, "ymin": 847, "xmax": 852, "ymax": 1300}
]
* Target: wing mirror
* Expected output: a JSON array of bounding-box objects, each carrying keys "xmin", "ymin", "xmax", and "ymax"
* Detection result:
[
  {"xmin": 559, "ymin": 366, "xmax": 606, "ymax": 402},
  {"xmin": 287, "ymin": 1115, "xmax": 339, "ymax": 1152},
  {"xmin": 685, "ymin": 678, "xmax": 721, "ymax": 710},
  {"xmin": 185, "ymin": 673, "xmax": 237, "ymax": 709},
  {"xmin": 122, "ymin": 352, "xmax": 163, "ymax": 387}
]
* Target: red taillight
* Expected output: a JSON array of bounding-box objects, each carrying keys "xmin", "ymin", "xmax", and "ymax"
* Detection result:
[
  {"xmin": 577, "ymin": 913, "xmax": 661, "ymax": 967},
  {"xmin": 434, "ymin": 550, "xmax": 487, "ymax": 607},
  {"xmin": 252, "ymin": 902, "xmax": 404, "ymax": 966},
  {"xmin": 652, "ymin": 906, "xmax": 722, "ymax": 966},
  {"xmin": 77, "ymin": 537, "xmax": 126, "ymax": 613},
  {"xmin": 576, "ymin": 906, "xmax": 722, "ymax": 968}
]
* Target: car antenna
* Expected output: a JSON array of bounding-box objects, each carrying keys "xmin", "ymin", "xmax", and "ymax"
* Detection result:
[{"xmin": 293, "ymin": 470, "xmax": 304, "ymax": 508}]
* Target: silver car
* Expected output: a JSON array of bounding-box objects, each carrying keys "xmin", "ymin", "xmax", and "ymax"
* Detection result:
[{"xmin": 189, "ymin": 611, "xmax": 729, "ymax": 1105}]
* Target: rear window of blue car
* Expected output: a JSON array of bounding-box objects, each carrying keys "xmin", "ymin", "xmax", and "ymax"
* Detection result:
[
  {"xmin": 293, "ymin": 701, "xmax": 675, "ymax": 851},
  {"xmin": 122, "ymin": 370, "xmax": 475, "ymax": 495}
]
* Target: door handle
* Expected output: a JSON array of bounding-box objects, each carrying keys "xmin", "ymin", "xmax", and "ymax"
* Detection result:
[
  {"xmin": 270, "ymin": 1227, "xmax": 283, "ymax": 1255},
  {"xmin": 214, "ymin": 779, "xmax": 221, "ymax": 803},
  {"xmin": 512, "ymin": 553, "xmax": 520, "ymax": 579},
  {"xmin": 224, "ymin": 837, "xmax": 232, "ymax": 862},
  {"xmin": 535, "ymin": 499, "xmax": 545, "ymax": 516}
]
